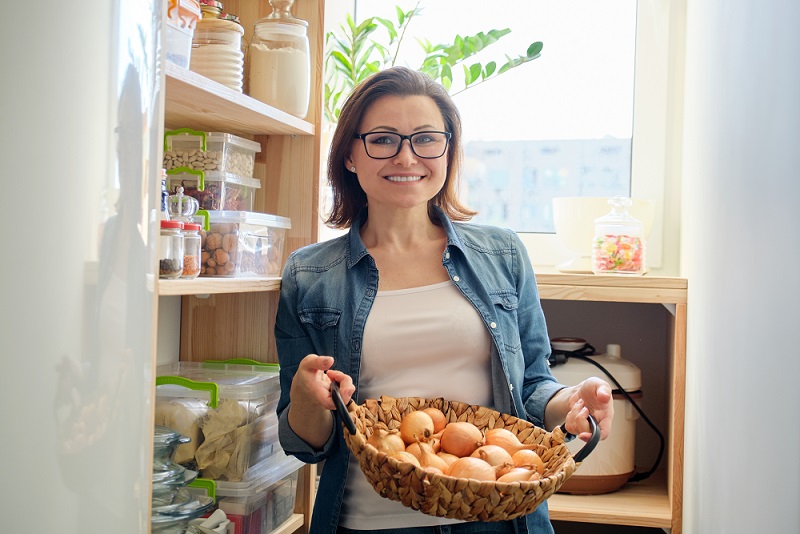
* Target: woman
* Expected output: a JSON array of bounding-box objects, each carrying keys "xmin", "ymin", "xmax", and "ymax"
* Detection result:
[{"xmin": 275, "ymin": 66, "xmax": 613, "ymax": 534}]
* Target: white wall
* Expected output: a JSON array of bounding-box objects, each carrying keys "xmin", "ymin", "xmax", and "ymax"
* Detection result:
[{"xmin": 681, "ymin": 1, "xmax": 800, "ymax": 532}]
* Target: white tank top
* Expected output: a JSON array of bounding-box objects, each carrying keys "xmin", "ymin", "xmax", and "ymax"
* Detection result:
[{"xmin": 338, "ymin": 280, "xmax": 492, "ymax": 529}]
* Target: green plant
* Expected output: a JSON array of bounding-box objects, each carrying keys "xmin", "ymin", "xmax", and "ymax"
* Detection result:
[{"xmin": 324, "ymin": 3, "xmax": 543, "ymax": 123}]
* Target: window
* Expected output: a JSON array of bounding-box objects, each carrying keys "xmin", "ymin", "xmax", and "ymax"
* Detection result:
[{"xmin": 324, "ymin": 1, "xmax": 681, "ymax": 271}]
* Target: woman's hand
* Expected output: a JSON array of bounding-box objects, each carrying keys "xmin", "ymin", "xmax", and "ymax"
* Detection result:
[
  {"xmin": 564, "ymin": 377, "xmax": 614, "ymax": 442},
  {"xmin": 287, "ymin": 354, "xmax": 355, "ymax": 449}
]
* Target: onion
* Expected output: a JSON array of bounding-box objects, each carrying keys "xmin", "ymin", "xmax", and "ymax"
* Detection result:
[
  {"xmin": 440, "ymin": 421, "xmax": 484, "ymax": 457},
  {"xmin": 497, "ymin": 467, "xmax": 537, "ymax": 483},
  {"xmin": 415, "ymin": 438, "xmax": 451, "ymax": 473},
  {"xmin": 422, "ymin": 407, "xmax": 448, "ymax": 433},
  {"xmin": 405, "ymin": 440, "xmax": 435, "ymax": 461},
  {"xmin": 470, "ymin": 444, "xmax": 513, "ymax": 467},
  {"xmin": 511, "ymin": 449, "xmax": 544, "ymax": 475},
  {"xmin": 367, "ymin": 428, "xmax": 405, "ymax": 456},
  {"xmin": 484, "ymin": 428, "xmax": 540, "ymax": 456},
  {"xmin": 390, "ymin": 451, "xmax": 421, "ymax": 467},
  {"xmin": 447, "ymin": 457, "xmax": 496, "ymax": 482},
  {"xmin": 437, "ymin": 452, "xmax": 460, "ymax": 469},
  {"xmin": 399, "ymin": 410, "xmax": 434, "ymax": 445}
]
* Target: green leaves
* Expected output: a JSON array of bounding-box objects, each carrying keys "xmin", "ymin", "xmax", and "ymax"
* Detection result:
[{"xmin": 324, "ymin": 4, "xmax": 543, "ymax": 122}]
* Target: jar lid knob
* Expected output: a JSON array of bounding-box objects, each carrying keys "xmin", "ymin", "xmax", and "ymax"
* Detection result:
[{"xmin": 267, "ymin": 0, "xmax": 297, "ymax": 20}]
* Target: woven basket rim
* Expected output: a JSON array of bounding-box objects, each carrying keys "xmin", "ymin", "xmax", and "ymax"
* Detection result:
[{"xmin": 341, "ymin": 395, "xmax": 579, "ymax": 522}]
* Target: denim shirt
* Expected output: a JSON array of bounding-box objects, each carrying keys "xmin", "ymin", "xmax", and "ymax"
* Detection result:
[{"xmin": 275, "ymin": 207, "xmax": 563, "ymax": 534}]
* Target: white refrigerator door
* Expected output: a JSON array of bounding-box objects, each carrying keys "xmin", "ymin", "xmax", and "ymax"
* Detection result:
[{"xmin": 1, "ymin": 1, "xmax": 163, "ymax": 532}]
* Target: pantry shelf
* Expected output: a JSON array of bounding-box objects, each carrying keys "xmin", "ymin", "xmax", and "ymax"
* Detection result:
[
  {"xmin": 548, "ymin": 472, "xmax": 671, "ymax": 528},
  {"xmin": 271, "ymin": 513, "xmax": 305, "ymax": 534},
  {"xmin": 158, "ymin": 276, "xmax": 281, "ymax": 296},
  {"xmin": 165, "ymin": 62, "xmax": 314, "ymax": 137},
  {"xmin": 535, "ymin": 271, "xmax": 688, "ymax": 304}
]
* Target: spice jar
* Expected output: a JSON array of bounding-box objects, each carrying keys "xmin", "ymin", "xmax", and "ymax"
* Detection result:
[
  {"xmin": 248, "ymin": 0, "xmax": 310, "ymax": 118},
  {"xmin": 181, "ymin": 222, "xmax": 202, "ymax": 279},
  {"xmin": 592, "ymin": 196, "xmax": 646, "ymax": 275},
  {"xmin": 191, "ymin": 2, "xmax": 245, "ymax": 92},
  {"xmin": 160, "ymin": 169, "xmax": 171, "ymax": 222},
  {"xmin": 159, "ymin": 220, "xmax": 185, "ymax": 279}
]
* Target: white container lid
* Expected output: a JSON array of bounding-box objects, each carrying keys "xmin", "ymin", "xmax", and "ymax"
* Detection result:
[
  {"xmin": 205, "ymin": 132, "xmax": 261, "ymax": 153},
  {"xmin": 215, "ymin": 451, "xmax": 303, "ymax": 497},
  {"xmin": 156, "ymin": 361, "xmax": 280, "ymax": 400},
  {"xmin": 206, "ymin": 210, "xmax": 292, "ymax": 229}
]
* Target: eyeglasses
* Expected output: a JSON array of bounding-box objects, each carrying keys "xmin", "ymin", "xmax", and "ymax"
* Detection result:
[{"xmin": 354, "ymin": 131, "xmax": 452, "ymax": 159}]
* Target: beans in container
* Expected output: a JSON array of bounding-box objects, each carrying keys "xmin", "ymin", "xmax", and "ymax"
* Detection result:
[
  {"xmin": 167, "ymin": 168, "xmax": 261, "ymax": 212},
  {"xmin": 163, "ymin": 128, "xmax": 261, "ymax": 178}
]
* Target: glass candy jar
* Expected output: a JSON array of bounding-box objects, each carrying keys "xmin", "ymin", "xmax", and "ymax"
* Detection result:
[
  {"xmin": 592, "ymin": 196, "xmax": 646, "ymax": 275},
  {"xmin": 159, "ymin": 220, "xmax": 185, "ymax": 279},
  {"xmin": 248, "ymin": 0, "xmax": 310, "ymax": 118},
  {"xmin": 181, "ymin": 222, "xmax": 202, "ymax": 279}
]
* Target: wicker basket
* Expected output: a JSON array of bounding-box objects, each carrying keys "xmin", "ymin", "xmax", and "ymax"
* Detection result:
[{"xmin": 339, "ymin": 395, "xmax": 596, "ymax": 522}]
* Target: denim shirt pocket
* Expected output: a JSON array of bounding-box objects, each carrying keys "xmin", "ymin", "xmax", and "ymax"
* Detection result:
[
  {"xmin": 489, "ymin": 290, "xmax": 522, "ymax": 353},
  {"xmin": 299, "ymin": 308, "xmax": 343, "ymax": 360}
]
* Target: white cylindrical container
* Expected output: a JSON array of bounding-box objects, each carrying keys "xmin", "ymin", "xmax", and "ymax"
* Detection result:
[
  {"xmin": 248, "ymin": 1, "xmax": 310, "ymax": 118},
  {"xmin": 550, "ymin": 342, "xmax": 641, "ymax": 494}
]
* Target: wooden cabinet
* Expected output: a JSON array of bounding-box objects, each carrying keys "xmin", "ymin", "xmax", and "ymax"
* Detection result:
[
  {"xmin": 537, "ymin": 272, "xmax": 687, "ymax": 533},
  {"xmin": 156, "ymin": 1, "xmax": 325, "ymax": 533}
]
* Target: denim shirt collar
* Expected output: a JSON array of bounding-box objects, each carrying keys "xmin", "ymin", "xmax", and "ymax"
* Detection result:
[{"xmin": 345, "ymin": 205, "xmax": 465, "ymax": 269}]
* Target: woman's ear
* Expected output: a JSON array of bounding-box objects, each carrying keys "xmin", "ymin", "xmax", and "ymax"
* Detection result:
[{"xmin": 344, "ymin": 156, "xmax": 355, "ymax": 173}]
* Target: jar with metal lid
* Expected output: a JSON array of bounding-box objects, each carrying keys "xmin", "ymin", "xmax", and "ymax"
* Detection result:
[
  {"xmin": 191, "ymin": 6, "xmax": 245, "ymax": 92},
  {"xmin": 181, "ymin": 222, "xmax": 202, "ymax": 279},
  {"xmin": 159, "ymin": 220, "xmax": 185, "ymax": 279},
  {"xmin": 248, "ymin": 0, "xmax": 310, "ymax": 118},
  {"xmin": 592, "ymin": 196, "xmax": 646, "ymax": 275}
]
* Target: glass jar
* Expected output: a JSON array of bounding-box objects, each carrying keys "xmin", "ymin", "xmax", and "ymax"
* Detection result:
[
  {"xmin": 248, "ymin": 0, "xmax": 310, "ymax": 118},
  {"xmin": 191, "ymin": 14, "xmax": 245, "ymax": 92},
  {"xmin": 159, "ymin": 220, "xmax": 185, "ymax": 279},
  {"xmin": 160, "ymin": 168, "xmax": 170, "ymax": 221},
  {"xmin": 181, "ymin": 222, "xmax": 202, "ymax": 279},
  {"xmin": 592, "ymin": 196, "xmax": 646, "ymax": 275},
  {"xmin": 198, "ymin": 0, "xmax": 222, "ymax": 18}
]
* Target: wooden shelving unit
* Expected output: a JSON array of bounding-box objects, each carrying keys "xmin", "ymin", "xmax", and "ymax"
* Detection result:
[{"xmin": 537, "ymin": 271, "xmax": 687, "ymax": 533}]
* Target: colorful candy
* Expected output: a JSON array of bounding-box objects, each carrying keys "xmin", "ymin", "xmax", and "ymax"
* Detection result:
[{"xmin": 592, "ymin": 234, "xmax": 645, "ymax": 274}]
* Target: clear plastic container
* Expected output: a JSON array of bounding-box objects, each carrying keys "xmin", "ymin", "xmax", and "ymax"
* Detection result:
[
  {"xmin": 167, "ymin": 169, "xmax": 261, "ymax": 211},
  {"xmin": 166, "ymin": 0, "xmax": 202, "ymax": 68},
  {"xmin": 248, "ymin": 0, "xmax": 310, "ymax": 118},
  {"xmin": 592, "ymin": 196, "xmax": 646, "ymax": 275},
  {"xmin": 159, "ymin": 220, "xmax": 185, "ymax": 279},
  {"xmin": 163, "ymin": 129, "xmax": 262, "ymax": 178},
  {"xmin": 181, "ymin": 222, "xmax": 202, "ymax": 279}
]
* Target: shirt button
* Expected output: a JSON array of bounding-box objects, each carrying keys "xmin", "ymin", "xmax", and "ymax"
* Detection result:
[
  {"xmin": 490, "ymin": 322, "xmax": 497, "ymax": 328},
  {"xmin": 453, "ymin": 276, "xmax": 460, "ymax": 282},
  {"xmin": 509, "ymin": 383, "xmax": 514, "ymax": 393},
  {"xmin": 445, "ymin": 252, "xmax": 451, "ymax": 259}
]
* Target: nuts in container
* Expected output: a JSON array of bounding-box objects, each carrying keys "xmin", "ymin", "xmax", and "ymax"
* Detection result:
[
  {"xmin": 167, "ymin": 168, "xmax": 261, "ymax": 211},
  {"xmin": 200, "ymin": 211, "xmax": 291, "ymax": 277},
  {"xmin": 163, "ymin": 128, "xmax": 261, "ymax": 178}
]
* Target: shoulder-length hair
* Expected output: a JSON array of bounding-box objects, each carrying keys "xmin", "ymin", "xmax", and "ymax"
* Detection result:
[{"xmin": 325, "ymin": 66, "xmax": 476, "ymax": 229}]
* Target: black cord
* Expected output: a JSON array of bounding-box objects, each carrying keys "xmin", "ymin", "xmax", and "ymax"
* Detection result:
[{"xmin": 551, "ymin": 344, "xmax": 665, "ymax": 483}]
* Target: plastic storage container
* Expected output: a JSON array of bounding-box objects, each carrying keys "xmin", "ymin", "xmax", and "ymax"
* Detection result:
[
  {"xmin": 248, "ymin": 0, "xmax": 311, "ymax": 118},
  {"xmin": 216, "ymin": 452, "xmax": 303, "ymax": 534},
  {"xmin": 163, "ymin": 129, "xmax": 262, "ymax": 178},
  {"xmin": 166, "ymin": 0, "xmax": 202, "ymax": 68},
  {"xmin": 155, "ymin": 361, "xmax": 282, "ymax": 483},
  {"xmin": 201, "ymin": 211, "xmax": 291, "ymax": 277},
  {"xmin": 167, "ymin": 169, "xmax": 261, "ymax": 212},
  {"xmin": 592, "ymin": 196, "xmax": 646, "ymax": 275},
  {"xmin": 159, "ymin": 220, "xmax": 185, "ymax": 279}
]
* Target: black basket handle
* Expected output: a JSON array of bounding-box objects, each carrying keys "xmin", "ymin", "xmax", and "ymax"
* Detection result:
[
  {"xmin": 331, "ymin": 381, "xmax": 357, "ymax": 435},
  {"xmin": 560, "ymin": 414, "xmax": 600, "ymax": 463}
]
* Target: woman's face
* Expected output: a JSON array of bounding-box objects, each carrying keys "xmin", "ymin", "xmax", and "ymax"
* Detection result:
[{"xmin": 346, "ymin": 94, "xmax": 448, "ymax": 214}]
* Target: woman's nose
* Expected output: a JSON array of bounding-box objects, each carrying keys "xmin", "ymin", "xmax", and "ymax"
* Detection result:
[{"xmin": 392, "ymin": 139, "xmax": 418, "ymax": 164}]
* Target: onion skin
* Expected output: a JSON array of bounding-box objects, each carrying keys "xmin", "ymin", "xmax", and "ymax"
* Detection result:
[
  {"xmin": 447, "ymin": 457, "xmax": 497, "ymax": 482},
  {"xmin": 497, "ymin": 467, "xmax": 537, "ymax": 483},
  {"xmin": 422, "ymin": 407, "xmax": 448, "ymax": 433},
  {"xmin": 391, "ymin": 451, "xmax": 421, "ymax": 467},
  {"xmin": 399, "ymin": 410, "xmax": 434, "ymax": 445},
  {"xmin": 484, "ymin": 428, "xmax": 539, "ymax": 456},
  {"xmin": 511, "ymin": 449, "xmax": 544, "ymax": 475},
  {"xmin": 367, "ymin": 428, "xmax": 405, "ymax": 456},
  {"xmin": 405, "ymin": 440, "xmax": 435, "ymax": 461},
  {"xmin": 437, "ymin": 452, "xmax": 460, "ymax": 468},
  {"xmin": 471, "ymin": 444, "xmax": 513, "ymax": 467},
  {"xmin": 440, "ymin": 422, "xmax": 484, "ymax": 457},
  {"xmin": 415, "ymin": 439, "xmax": 451, "ymax": 474}
]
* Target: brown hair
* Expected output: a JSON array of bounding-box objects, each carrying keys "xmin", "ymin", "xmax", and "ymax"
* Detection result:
[{"xmin": 325, "ymin": 66, "xmax": 476, "ymax": 228}]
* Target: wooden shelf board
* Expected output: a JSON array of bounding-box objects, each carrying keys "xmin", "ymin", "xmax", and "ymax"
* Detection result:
[
  {"xmin": 548, "ymin": 474, "xmax": 671, "ymax": 528},
  {"xmin": 271, "ymin": 513, "xmax": 304, "ymax": 534},
  {"xmin": 158, "ymin": 276, "xmax": 281, "ymax": 296},
  {"xmin": 535, "ymin": 272, "xmax": 688, "ymax": 304},
  {"xmin": 165, "ymin": 63, "xmax": 314, "ymax": 137}
]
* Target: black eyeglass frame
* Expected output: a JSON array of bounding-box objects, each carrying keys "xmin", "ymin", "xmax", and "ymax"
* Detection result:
[{"xmin": 353, "ymin": 130, "xmax": 452, "ymax": 159}]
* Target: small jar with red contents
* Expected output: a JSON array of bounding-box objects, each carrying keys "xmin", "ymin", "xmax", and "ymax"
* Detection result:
[{"xmin": 181, "ymin": 222, "xmax": 202, "ymax": 279}]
